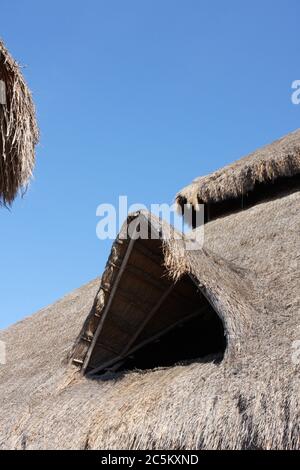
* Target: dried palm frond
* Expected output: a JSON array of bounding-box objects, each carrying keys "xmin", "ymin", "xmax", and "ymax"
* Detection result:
[{"xmin": 0, "ymin": 39, "xmax": 39, "ymax": 206}]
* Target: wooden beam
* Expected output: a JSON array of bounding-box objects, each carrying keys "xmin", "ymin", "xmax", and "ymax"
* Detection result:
[
  {"xmin": 126, "ymin": 263, "xmax": 170, "ymax": 291},
  {"xmin": 87, "ymin": 283, "xmax": 177, "ymax": 376},
  {"xmin": 87, "ymin": 305, "xmax": 209, "ymax": 376},
  {"xmin": 86, "ymin": 273, "xmax": 208, "ymax": 374},
  {"xmin": 73, "ymin": 358, "xmax": 84, "ymax": 365},
  {"xmin": 123, "ymin": 305, "xmax": 210, "ymax": 360},
  {"xmin": 135, "ymin": 239, "xmax": 163, "ymax": 265},
  {"xmin": 93, "ymin": 341, "xmax": 120, "ymax": 355},
  {"xmin": 117, "ymin": 286, "xmax": 153, "ymax": 313},
  {"xmin": 81, "ymin": 219, "xmax": 139, "ymax": 374},
  {"xmin": 127, "ymin": 262, "xmax": 203, "ymax": 307},
  {"xmin": 120, "ymin": 282, "xmax": 176, "ymax": 357}
]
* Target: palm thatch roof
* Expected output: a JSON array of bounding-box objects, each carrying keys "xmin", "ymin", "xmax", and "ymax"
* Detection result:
[
  {"xmin": 176, "ymin": 129, "xmax": 300, "ymax": 221},
  {"xmin": 0, "ymin": 39, "xmax": 39, "ymax": 206},
  {"xmin": 1, "ymin": 178, "xmax": 299, "ymax": 449}
]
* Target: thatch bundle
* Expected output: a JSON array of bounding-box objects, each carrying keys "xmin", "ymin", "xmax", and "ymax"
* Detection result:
[{"xmin": 0, "ymin": 39, "xmax": 38, "ymax": 205}]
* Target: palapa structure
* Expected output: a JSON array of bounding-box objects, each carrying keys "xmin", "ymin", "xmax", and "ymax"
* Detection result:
[
  {"xmin": 0, "ymin": 129, "xmax": 299, "ymax": 449},
  {"xmin": 0, "ymin": 39, "xmax": 38, "ymax": 206}
]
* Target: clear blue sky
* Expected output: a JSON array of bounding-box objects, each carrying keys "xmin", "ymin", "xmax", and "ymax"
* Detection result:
[{"xmin": 1, "ymin": 0, "xmax": 299, "ymax": 328}]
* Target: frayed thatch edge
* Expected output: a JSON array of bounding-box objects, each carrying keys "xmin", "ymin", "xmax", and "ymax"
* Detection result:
[
  {"xmin": 0, "ymin": 39, "xmax": 39, "ymax": 206},
  {"xmin": 176, "ymin": 129, "xmax": 300, "ymax": 212},
  {"xmin": 162, "ymin": 237, "xmax": 192, "ymax": 281}
]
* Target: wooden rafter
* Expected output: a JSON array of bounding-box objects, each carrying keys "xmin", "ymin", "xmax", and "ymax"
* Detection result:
[
  {"xmin": 88, "ymin": 304, "xmax": 210, "ymax": 376},
  {"xmin": 81, "ymin": 219, "xmax": 139, "ymax": 374}
]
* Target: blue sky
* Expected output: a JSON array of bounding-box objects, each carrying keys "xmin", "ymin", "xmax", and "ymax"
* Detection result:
[{"xmin": 1, "ymin": 0, "xmax": 299, "ymax": 328}]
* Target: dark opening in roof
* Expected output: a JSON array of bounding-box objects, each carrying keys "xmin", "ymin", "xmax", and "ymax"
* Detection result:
[
  {"xmin": 104, "ymin": 275, "xmax": 226, "ymax": 374},
  {"xmin": 176, "ymin": 128, "xmax": 300, "ymax": 225},
  {"xmin": 178, "ymin": 173, "xmax": 300, "ymax": 227},
  {"xmin": 82, "ymin": 234, "xmax": 226, "ymax": 377}
]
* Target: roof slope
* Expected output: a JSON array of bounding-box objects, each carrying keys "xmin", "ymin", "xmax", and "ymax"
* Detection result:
[
  {"xmin": 176, "ymin": 129, "xmax": 300, "ymax": 213},
  {"xmin": 0, "ymin": 192, "xmax": 299, "ymax": 450}
]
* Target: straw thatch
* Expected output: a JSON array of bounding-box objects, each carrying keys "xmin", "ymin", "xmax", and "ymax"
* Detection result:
[
  {"xmin": 72, "ymin": 212, "xmax": 257, "ymax": 375},
  {"xmin": 0, "ymin": 39, "xmax": 38, "ymax": 205},
  {"xmin": 0, "ymin": 129, "xmax": 299, "ymax": 449},
  {"xmin": 176, "ymin": 129, "xmax": 300, "ymax": 221},
  {"xmin": 0, "ymin": 180, "xmax": 299, "ymax": 449}
]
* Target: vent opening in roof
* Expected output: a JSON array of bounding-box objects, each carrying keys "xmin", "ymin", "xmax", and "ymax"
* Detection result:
[
  {"xmin": 111, "ymin": 288, "xmax": 226, "ymax": 373},
  {"xmin": 86, "ymin": 237, "xmax": 226, "ymax": 377}
]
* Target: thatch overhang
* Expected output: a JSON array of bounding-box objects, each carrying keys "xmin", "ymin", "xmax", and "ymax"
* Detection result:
[
  {"xmin": 72, "ymin": 211, "xmax": 258, "ymax": 376},
  {"xmin": 0, "ymin": 39, "xmax": 39, "ymax": 205},
  {"xmin": 176, "ymin": 129, "xmax": 300, "ymax": 223}
]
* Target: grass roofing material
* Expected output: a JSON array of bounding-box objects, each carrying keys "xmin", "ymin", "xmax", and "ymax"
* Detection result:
[{"xmin": 0, "ymin": 39, "xmax": 38, "ymax": 206}]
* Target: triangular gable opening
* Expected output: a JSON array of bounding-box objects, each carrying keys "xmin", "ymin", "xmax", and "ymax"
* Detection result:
[
  {"xmin": 82, "ymin": 234, "xmax": 226, "ymax": 377},
  {"xmin": 103, "ymin": 273, "xmax": 226, "ymax": 374}
]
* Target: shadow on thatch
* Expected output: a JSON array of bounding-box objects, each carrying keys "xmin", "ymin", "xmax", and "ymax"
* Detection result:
[{"xmin": 91, "ymin": 352, "xmax": 224, "ymax": 383}]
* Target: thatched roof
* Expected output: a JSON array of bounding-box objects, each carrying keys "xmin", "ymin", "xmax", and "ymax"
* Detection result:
[
  {"xmin": 72, "ymin": 212, "xmax": 257, "ymax": 375},
  {"xmin": 176, "ymin": 129, "xmax": 300, "ymax": 221},
  {"xmin": 0, "ymin": 39, "xmax": 39, "ymax": 205},
  {"xmin": 1, "ymin": 183, "xmax": 299, "ymax": 449}
]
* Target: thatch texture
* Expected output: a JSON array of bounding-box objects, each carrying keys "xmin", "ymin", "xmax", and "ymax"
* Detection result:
[
  {"xmin": 176, "ymin": 129, "xmax": 300, "ymax": 217},
  {"xmin": 72, "ymin": 212, "xmax": 257, "ymax": 374},
  {"xmin": 0, "ymin": 39, "xmax": 38, "ymax": 205},
  {"xmin": 0, "ymin": 186, "xmax": 299, "ymax": 449}
]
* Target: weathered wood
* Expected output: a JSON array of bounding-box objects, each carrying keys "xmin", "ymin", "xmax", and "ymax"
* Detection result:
[
  {"xmin": 117, "ymin": 286, "xmax": 153, "ymax": 313},
  {"xmin": 72, "ymin": 358, "xmax": 84, "ymax": 365},
  {"xmin": 135, "ymin": 239, "xmax": 163, "ymax": 265},
  {"xmin": 81, "ymin": 220, "xmax": 139, "ymax": 374},
  {"xmin": 126, "ymin": 263, "xmax": 170, "ymax": 291},
  {"xmin": 88, "ymin": 305, "xmax": 209, "ymax": 376},
  {"xmin": 123, "ymin": 305, "xmax": 210, "ymax": 360},
  {"xmin": 120, "ymin": 282, "xmax": 176, "ymax": 357},
  {"xmin": 126, "ymin": 264, "xmax": 202, "ymax": 307}
]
